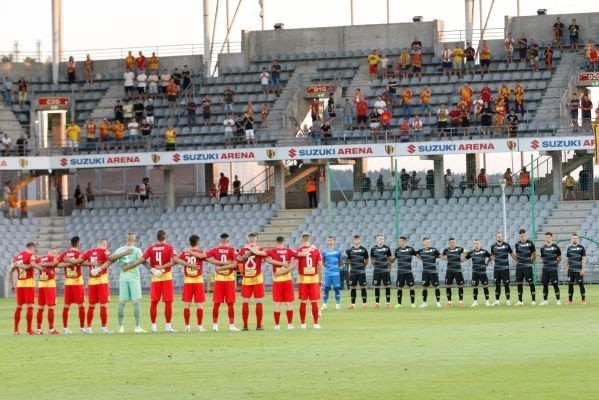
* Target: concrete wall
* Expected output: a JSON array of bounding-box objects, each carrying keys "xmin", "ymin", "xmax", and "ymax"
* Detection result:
[
  {"xmin": 506, "ymin": 12, "xmax": 599, "ymax": 44},
  {"xmin": 240, "ymin": 20, "xmax": 444, "ymax": 65}
]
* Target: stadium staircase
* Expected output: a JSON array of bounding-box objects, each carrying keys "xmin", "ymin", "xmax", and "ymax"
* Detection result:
[
  {"xmin": 533, "ymin": 151, "xmax": 595, "ymax": 196},
  {"xmin": 256, "ymin": 209, "xmax": 313, "ymax": 248},
  {"xmin": 89, "ymin": 84, "xmax": 125, "ymax": 121},
  {"xmin": 533, "ymin": 51, "xmax": 577, "ymax": 126},
  {"xmin": 259, "ymin": 165, "xmax": 318, "ymax": 204},
  {"xmin": 0, "ymin": 104, "xmax": 27, "ymax": 140},
  {"xmin": 273, "ymin": 64, "xmax": 314, "ymax": 140},
  {"xmin": 535, "ymin": 201, "xmax": 595, "ymax": 244},
  {"xmin": 33, "ymin": 216, "xmax": 70, "ymax": 253}
]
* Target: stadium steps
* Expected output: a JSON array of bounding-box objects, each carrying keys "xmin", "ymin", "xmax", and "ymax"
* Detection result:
[
  {"xmin": 534, "ymin": 152, "xmax": 594, "ymax": 195},
  {"xmin": 0, "ymin": 104, "xmax": 27, "ymax": 142},
  {"xmin": 535, "ymin": 201, "xmax": 595, "ymax": 243},
  {"xmin": 33, "ymin": 216, "xmax": 70, "ymax": 253},
  {"xmin": 259, "ymin": 165, "xmax": 318, "ymax": 204},
  {"xmin": 256, "ymin": 209, "xmax": 313, "ymax": 247},
  {"xmin": 89, "ymin": 84, "xmax": 124, "ymax": 121},
  {"xmin": 534, "ymin": 51, "xmax": 578, "ymax": 121}
]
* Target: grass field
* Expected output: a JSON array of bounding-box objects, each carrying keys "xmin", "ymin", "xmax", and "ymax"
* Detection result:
[{"xmin": 1, "ymin": 286, "xmax": 598, "ymax": 400}]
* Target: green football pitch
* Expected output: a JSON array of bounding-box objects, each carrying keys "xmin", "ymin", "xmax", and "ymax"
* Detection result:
[{"xmin": 1, "ymin": 287, "xmax": 597, "ymax": 400}]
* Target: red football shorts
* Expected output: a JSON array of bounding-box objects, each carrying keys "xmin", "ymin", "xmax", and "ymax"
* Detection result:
[
  {"xmin": 182, "ymin": 283, "xmax": 206, "ymax": 303},
  {"xmin": 64, "ymin": 284, "xmax": 85, "ymax": 305},
  {"xmin": 16, "ymin": 287, "xmax": 35, "ymax": 305},
  {"xmin": 37, "ymin": 287, "xmax": 57, "ymax": 306},
  {"xmin": 369, "ymin": 65, "xmax": 378, "ymax": 74},
  {"xmin": 298, "ymin": 282, "xmax": 320, "ymax": 301},
  {"xmin": 213, "ymin": 281, "xmax": 236, "ymax": 304},
  {"xmin": 272, "ymin": 280, "xmax": 294, "ymax": 302},
  {"xmin": 241, "ymin": 283, "xmax": 265, "ymax": 299},
  {"xmin": 150, "ymin": 280, "xmax": 174, "ymax": 302},
  {"xmin": 88, "ymin": 283, "xmax": 109, "ymax": 304}
]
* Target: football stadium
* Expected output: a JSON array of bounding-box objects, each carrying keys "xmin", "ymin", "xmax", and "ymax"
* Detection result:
[{"xmin": 1, "ymin": 0, "xmax": 599, "ymax": 398}]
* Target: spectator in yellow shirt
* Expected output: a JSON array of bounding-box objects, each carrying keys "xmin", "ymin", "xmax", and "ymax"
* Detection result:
[
  {"xmin": 164, "ymin": 124, "xmax": 176, "ymax": 151},
  {"xmin": 451, "ymin": 43, "xmax": 464, "ymax": 78},
  {"xmin": 367, "ymin": 50, "xmax": 380, "ymax": 82},
  {"xmin": 66, "ymin": 121, "xmax": 81, "ymax": 153}
]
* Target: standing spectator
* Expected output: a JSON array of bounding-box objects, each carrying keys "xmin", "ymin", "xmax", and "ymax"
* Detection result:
[
  {"xmin": 504, "ymin": 32, "xmax": 515, "ymax": 64},
  {"xmin": 564, "ymin": 173, "xmax": 576, "ymax": 200},
  {"xmin": 356, "ymin": 98, "xmax": 369, "ymax": 131},
  {"xmin": 410, "ymin": 172, "xmax": 420, "ymax": 191},
  {"xmin": 578, "ymin": 167, "xmax": 590, "ymax": 200},
  {"xmin": 441, "ymin": 44, "xmax": 451, "ymax": 76},
  {"xmin": 136, "ymin": 52, "xmax": 146, "ymax": 72},
  {"xmin": 67, "ymin": 56, "xmax": 76, "ymax": 84},
  {"xmin": 133, "ymin": 97, "xmax": 144, "ymax": 122},
  {"xmin": 460, "ymin": 82, "xmax": 474, "ymax": 108},
  {"xmin": 553, "ymin": 17, "xmax": 565, "ymax": 51},
  {"xmin": 122, "ymin": 99, "xmax": 133, "ymax": 124},
  {"xmin": 245, "ymin": 101, "xmax": 255, "ymax": 118},
  {"xmin": 411, "ymin": 37, "xmax": 422, "ymax": 51},
  {"xmin": 164, "ymin": 124, "xmax": 176, "ymax": 151},
  {"xmin": 171, "ymin": 67, "xmax": 182, "ymax": 87},
  {"xmin": 166, "ymin": 79, "xmax": 179, "ymax": 108},
  {"xmin": 514, "ymin": 83, "xmax": 525, "ymax": 117},
  {"xmin": 306, "ymin": 175, "xmax": 317, "ymax": 208},
  {"xmin": 412, "ymin": 48, "xmax": 423, "ymax": 81},
  {"xmin": 459, "ymin": 176, "xmax": 468, "ymax": 194},
  {"xmin": 124, "ymin": 51, "xmax": 135, "ymax": 70},
  {"xmin": 140, "ymin": 118, "xmax": 152, "ymax": 150},
  {"xmin": 310, "ymin": 98, "xmax": 320, "ymax": 121},
  {"xmin": 481, "ymin": 102, "xmax": 493, "ymax": 136},
  {"xmin": 517, "ymin": 33, "xmax": 528, "ymax": 62},
  {"xmin": 437, "ymin": 103, "xmax": 449, "ymax": 137},
  {"xmin": 353, "ymin": 88, "xmax": 364, "ymax": 104},
  {"xmin": 464, "ymin": 42, "xmax": 476, "ymax": 76},
  {"xmin": 310, "ymin": 118, "xmax": 322, "ymax": 145},
  {"xmin": 145, "ymin": 98, "xmax": 155, "ymax": 126},
  {"xmin": 400, "ymin": 86, "xmax": 412, "ymax": 117},
  {"xmin": 570, "ymin": 93, "xmax": 580, "ymax": 132},
  {"xmin": 380, "ymin": 54, "xmax": 389, "ymax": 80},
  {"xmin": 148, "ymin": 52, "xmax": 159, "ymax": 72},
  {"xmin": 480, "ymin": 83, "xmax": 493, "ymax": 104},
  {"xmin": 498, "ymin": 82, "xmax": 511, "ymax": 109},
  {"xmin": 136, "ymin": 69, "xmax": 147, "ymax": 98},
  {"xmin": 3, "ymin": 76, "xmax": 13, "ymax": 106},
  {"xmin": 367, "ymin": 50, "xmax": 380, "ymax": 82},
  {"xmin": 260, "ymin": 102, "xmax": 269, "ymax": 128},
  {"xmin": 84, "ymin": 54, "xmax": 94, "ymax": 84},
  {"xmin": 519, "ymin": 167, "xmax": 530, "ymax": 190},
  {"xmin": 426, "ymin": 170, "xmax": 434, "ymax": 193},
  {"xmin": 459, "ymin": 101, "xmax": 470, "ymax": 137},
  {"xmin": 399, "ymin": 118, "xmax": 410, "ymax": 143},
  {"xmin": 260, "ymin": 67, "xmax": 270, "ymax": 94},
  {"xmin": 128, "ymin": 118, "xmax": 140, "ymax": 148},
  {"xmin": 412, "ymin": 115, "xmax": 423, "ymax": 139},
  {"xmin": 222, "ymin": 112, "xmax": 235, "ymax": 148},
  {"xmin": 451, "ymin": 42, "xmax": 464, "ymax": 78},
  {"xmin": 477, "ymin": 169, "xmax": 488, "ymax": 189},
  {"xmin": 449, "ymin": 104, "xmax": 461, "ymax": 137},
  {"xmin": 232, "ymin": 175, "xmax": 241, "ymax": 198},
  {"xmin": 373, "ymin": 96, "xmax": 386, "ymax": 116},
  {"xmin": 159, "ymin": 69, "xmax": 171, "ymax": 97},
  {"xmin": 478, "ymin": 41, "xmax": 491, "ymax": 77},
  {"xmin": 85, "ymin": 119, "xmax": 97, "ymax": 153},
  {"xmin": 15, "ymin": 133, "xmax": 27, "ymax": 156},
  {"xmin": 181, "ymin": 65, "xmax": 191, "ymax": 92},
  {"xmin": 506, "ymin": 109, "xmax": 519, "ymax": 137},
  {"xmin": 581, "ymin": 92, "xmax": 593, "ymax": 131},
  {"xmin": 361, "ymin": 173, "xmax": 371, "ymax": 192},
  {"xmin": 201, "ymin": 95, "xmax": 212, "ymax": 127},
  {"xmin": 400, "ymin": 49, "xmax": 411, "ymax": 79},
  {"xmin": 529, "ymin": 39, "xmax": 540, "ymax": 71},
  {"xmin": 342, "ymin": 98, "xmax": 354, "ymax": 130},
  {"xmin": 223, "ymin": 85, "xmax": 235, "ymax": 113},
  {"xmin": 85, "ymin": 182, "xmax": 95, "ymax": 203},
  {"xmin": 123, "ymin": 67, "xmax": 135, "ymax": 100},
  {"xmin": 114, "ymin": 99, "xmax": 123, "ymax": 123},
  {"xmin": 139, "ymin": 177, "xmax": 152, "ymax": 203},
  {"xmin": 376, "ymin": 175, "xmax": 385, "ymax": 195},
  {"xmin": 99, "ymin": 118, "xmax": 112, "ymax": 150},
  {"xmin": 147, "ymin": 69, "xmax": 159, "ymax": 98},
  {"xmin": 369, "ymin": 109, "xmax": 380, "ymax": 142},
  {"xmin": 74, "ymin": 184, "xmax": 85, "ymax": 210},
  {"xmin": 444, "ymin": 169, "xmax": 454, "ymax": 199},
  {"xmin": 218, "ymin": 173, "xmax": 229, "ymax": 198},
  {"xmin": 326, "ymin": 92, "xmax": 336, "ymax": 119},
  {"xmin": 17, "ymin": 76, "xmax": 27, "ymax": 107},
  {"xmin": 270, "ymin": 59, "xmax": 282, "ymax": 96},
  {"xmin": 56, "ymin": 186, "xmax": 64, "ymax": 216},
  {"xmin": 242, "ymin": 113, "xmax": 256, "ymax": 146},
  {"xmin": 420, "ymin": 85, "xmax": 432, "ymax": 117},
  {"xmin": 66, "ymin": 121, "xmax": 81, "ymax": 153},
  {"xmin": 400, "ymin": 169, "xmax": 410, "ymax": 191},
  {"xmin": 113, "ymin": 120, "xmax": 125, "ymax": 149},
  {"xmin": 186, "ymin": 97, "xmax": 197, "ymax": 126},
  {"xmin": 568, "ymin": 19, "xmax": 580, "ymax": 52},
  {"xmin": 503, "ymin": 168, "xmax": 513, "ymax": 186},
  {"xmin": 544, "ymin": 44, "xmax": 554, "ymax": 72},
  {"xmin": 1, "ymin": 132, "xmax": 12, "ymax": 156}
]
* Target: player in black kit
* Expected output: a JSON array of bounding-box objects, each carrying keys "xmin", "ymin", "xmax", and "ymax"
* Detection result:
[
  {"xmin": 564, "ymin": 233, "xmax": 587, "ymax": 304},
  {"xmin": 440, "ymin": 238, "xmax": 466, "ymax": 306},
  {"xmin": 390, "ymin": 236, "xmax": 417, "ymax": 308},
  {"xmin": 465, "ymin": 239, "xmax": 492, "ymax": 306},
  {"xmin": 345, "ymin": 235, "xmax": 369, "ymax": 309},
  {"xmin": 416, "ymin": 237, "xmax": 442, "ymax": 308},
  {"xmin": 514, "ymin": 229, "xmax": 537, "ymax": 305},
  {"xmin": 539, "ymin": 232, "xmax": 562, "ymax": 305},
  {"xmin": 370, "ymin": 234, "xmax": 393, "ymax": 308},
  {"xmin": 490, "ymin": 232, "xmax": 513, "ymax": 306}
]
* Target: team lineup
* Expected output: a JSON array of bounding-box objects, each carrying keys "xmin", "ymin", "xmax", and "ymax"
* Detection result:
[{"xmin": 9, "ymin": 229, "xmax": 588, "ymax": 335}]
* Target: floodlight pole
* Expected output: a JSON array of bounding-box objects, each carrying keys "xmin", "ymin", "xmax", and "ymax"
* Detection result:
[
  {"xmin": 350, "ymin": 0, "xmax": 355, "ymax": 25},
  {"xmin": 499, "ymin": 178, "xmax": 507, "ymax": 241},
  {"xmin": 203, "ymin": 0, "xmax": 212, "ymax": 76}
]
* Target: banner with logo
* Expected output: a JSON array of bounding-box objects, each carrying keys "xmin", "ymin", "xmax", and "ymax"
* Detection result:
[
  {"xmin": 519, "ymin": 136, "xmax": 595, "ymax": 152},
  {"xmin": 0, "ymin": 157, "xmax": 54, "ymax": 170},
  {"xmin": 395, "ymin": 138, "xmax": 518, "ymax": 156}
]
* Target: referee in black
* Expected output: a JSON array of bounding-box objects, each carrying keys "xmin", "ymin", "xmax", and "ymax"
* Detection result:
[
  {"xmin": 370, "ymin": 234, "xmax": 393, "ymax": 308},
  {"xmin": 345, "ymin": 234, "xmax": 369, "ymax": 308},
  {"xmin": 465, "ymin": 239, "xmax": 492, "ymax": 306},
  {"xmin": 490, "ymin": 232, "xmax": 513, "ymax": 306},
  {"xmin": 440, "ymin": 238, "xmax": 466, "ymax": 307},
  {"xmin": 514, "ymin": 229, "xmax": 537, "ymax": 305},
  {"xmin": 390, "ymin": 236, "xmax": 417, "ymax": 308},
  {"xmin": 539, "ymin": 232, "xmax": 562, "ymax": 305},
  {"xmin": 416, "ymin": 237, "xmax": 442, "ymax": 308}
]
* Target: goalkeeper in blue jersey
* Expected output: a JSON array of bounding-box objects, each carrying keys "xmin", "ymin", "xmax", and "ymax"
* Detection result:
[{"xmin": 320, "ymin": 236, "xmax": 344, "ymax": 311}]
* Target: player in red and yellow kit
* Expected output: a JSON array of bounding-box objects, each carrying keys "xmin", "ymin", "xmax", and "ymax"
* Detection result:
[
  {"xmin": 9, "ymin": 242, "xmax": 40, "ymax": 335},
  {"xmin": 265, "ymin": 236, "xmax": 297, "ymax": 330},
  {"xmin": 237, "ymin": 233, "xmax": 268, "ymax": 331},
  {"xmin": 173, "ymin": 234, "xmax": 207, "ymax": 332},
  {"xmin": 57, "ymin": 236, "xmax": 86, "ymax": 334},
  {"xmin": 36, "ymin": 247, "xmax": 60, "ymax": 334},
  {"xmin": 296, "ymin": 232, "xmax": 324, "ymax": 329},
  {"xmin": 128, "ymin": 229, "xmax": 177, "ymax": 332},
  {"xmin": 204, "ymin": 233, "xmax": 239, "ymax": 331}
]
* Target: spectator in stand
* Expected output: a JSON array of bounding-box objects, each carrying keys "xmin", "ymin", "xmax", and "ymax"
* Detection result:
[
  {"xmin": 1, "ymin": 132, "xmax": 12, "ymax": 156},
  {"xmin": 84, "ymin": 54, "xmax": 94, "ymax": 84},
  {"xmin": 306, "ymin": 175, "xmax": 317, "ymax": 208},
  {"xmin": 480, "ymin": 83, "xmax": 493, "ymax": 105},
  {"xmin": 392, "ymin": 57, "xmax": 401, "ymax": 80},
  {"xmin": 376, "ymin": 175, "xmax": 385, "ymax": 195},
  {"xmin": 66, "ymin": 121, "xmax": 81, "ymax": 154},
  {"xmin": 260, "ymin": 67, "xmax": 270, "ymax": 95},
  {"xmin": 2, "ymin": 77, "xmax": 12, "ymax": 107},
  {"xmin": 159, "ymin": 69, "xmax": 171, "ymax": 97},
  {"xmin": 122, "ymin": 99, "xmax": 133, "ymax": 124},
  {"xmin": 15, "ymin": 133, "xmax": 27, "ymax": 156},
  {"xmin": 202, "ymin": 95, "xmax": 212, "ymax": 127},
  {"xmin": 449, "ymin": 104, "xmax": 461, "ymax": 137},
  {"xmin": 166, "ymin": 79, "xmax": 180, "ymax": 108},
  {"xmin": 519, "ymin": 167, "xmax": 530, "ymax": 189},
  {"xmin": 223, "ymin": 85, "xmax": 235, "ymax": 113},
  {"xmin": 568, "ymin": 19, "xmax": 580, "ymax": 52},
  {"xmin": 529, "ymin": 39, "xmax": 540, "ymax": 71},
  {"xmin": 373, "ymin": 96, "xmax": 386, "ymax": 116},
  {"xmin": 480, "ymin": 101, "xmax": 493, "ymax": 136},
  {"xmin": 148, "ymin": 52, "xmax": 159, "ymax": 72},
  {"xmin": 459, "ymin": 82, "xmax": 473, "ymax": 108},
  {"xmin": 473, "ymin": 94, "xmax": 484, "ymax": 128},
  {"xmin": 459, "ymin": 176, "xmax": 468, "ymax": 194},
  {"xmin": 123, "ymin": 67, "xmax": 135, "ymax": 100},
  {"xmin": 99, "ymin": 118, "xmax": 112, "ymax": 150},
  {"xmin": 517, "ymin": 33, "xmax": 528, "ymax": 62},
  {"xmin": 412, "ymin": 115, "xmax": 423, "ymax": 139},
  {"xmin": 171, "ymin": 68, "xmax": 182, "ymax": 87},
  {"xmin": 139, "ymin": 177, "xmax": 152, "ymax": 203},
  {"xmin": 367, "ymin": 50, "xmax": 380, "ymax": 82},
  {"xmin": 356, "ymin": 97, "xmax": 369, "ymax": 131},
  {"xmin": 85, "ymin": 182, "xmax": 95, "ymax": 203},
  {"xmin": 399, "ymin": 169, "xmax": 410, "ymax": 191},
  {"xmin": 369, "ymin": 109, "xmax": 380, "ymax": 142},
  {"xmin": 503, "ymin": 168, "xmax": 513, "ymax": 186},
  {"xmin": 243, "ymin": 112, "xmax": 256, "ymax": 146},
  {"xmin": 441, "ymin": 44, "xmax": 451, "ymax": 76},
  {"xmin": 401, "ymin": 86, "xmax": 412, "ymax": 118},
  {"xmin": 458, "ymin": 100, "xmax": 470, "ymax": 137},
  {"xmin": 412, "ymin": 48, "xmax": 423, "ymax": 81},
  {"xmin": 17, "ymin": 76, "xmax": 27, "ymax": 108},
  {"xmin": 310, "ymin": 98, "xmax": 320, "ymax": 122},
  {"xmin": 186, "ymin": 96, "xmax": 197, "ymax": 127},
  {"xmin": 74, "ymin": 184, "xmax": 85, "ymax": 210},
  {"xmin": 136, "ymin": 69, "xmax": 147, "ymax": 99},
  {"xmin": 507, "ymin": 109, "xmax": 520, "ymax": 137},
  {"xmin": 420, "ymin": 85, "xmax": 432, "ymax": 117},
  {"xmin": 164, "ymin": 124, "xmax": 176, "ymax": 151},
  {"xmin": 260, "ymin": 102, "xmax": 269, "ymax": 128},
  {"xmin": 147, "ymin": 69, "xmax": 159, "ymax": 98},
  {"xmin": 245, "ymin": 101, "xmax": 254, "ymax": 118},
  {"xmin": 270, "ymin": 59, "xmax": 282, "ymax": 96},
  {"xmin": 586, "ymin": 42, "xmax": 598, "ymax": 69},
  {"xmin": 232, "ymin": 175, "xmax": 241, "ymax": 198},
  {"xmin": 353, "ymin": 88, "xmax": 364, "ymax": 104},
  {"xmin": 514, "ymin": 83, "xmax": 525, "ymax": 117},
  {"xmin": 223, "ymin": 112, "xmax": 235, "ymax": 148},
  {"xmin": 553, "ymin": 17, "xmax": 565, "ymax": 51},
  {"xmin": 444, "ymin": 169, "xmax": 454, "ymax": 199},
  {"xmin": 342, "ymin": 98, "xmax": 354, "ymax": 130},
  {"xmin": 493, "ymin": 97, "xmax": 506, "ymax": 133},
  {"xmin": 504, "ymin": 32, "xmax": 515, "ymax": 64},
  {"xmin": 464, "ymin": 42, "xmax": 476, "ymax": 76},
  {"xmin": 218, "ymin": 173, "xmax": 230, "ymax": 198},
  {"xmin": 399, "ymin": 118, "xmax": 409, "ymax": 143},
  {"xmin": 411, "ymin": 37, "xmax": 422, "ymax": 52},
  {"xmin": 114, "ymin": 99, "xmax": 123, "ymax": 123},
  {"xmin": 128, "ymin": 118, "xmax": 140, "ymax": 149},
  {"xmin": 544, "ymin": 44, "xmax": 554, "ymax": 72},
  {"xmin": 478, "ymin": 41, "xmax": 491, "ymax": 77},
  {"xmin": 361, "ymin": 173, "xmax": 372, "ymax": 192},
  {"xmin": 85, "ymin": 119, "xmax": 97, "ymax": 153},
  {"xmin": 310, "ymin": 117, "xmax": 322, "ymax": 145},
  {"xmin": 451, "ymin": 42, "xmax": 464, "ymax": 78},
  {"xmin": 581, "ymin": 92, "xmax": 593, "ymax": 131},
  {"xmin": 426, "ymin": 170, "xmax": 434, "ymax": 193},
  {"xmin": 410, "ymin": 172, "xmax": 420, "ymax": 191},
  {"xmin": 209, "ymin": 184, "xmax": 218, "ymax": 198},
  {"xmin": 145, "ymin": 98, "xmax": 155, "ymax": 126},
  {"xmin": 477, "ymin": 169, "xmax": 488, "ymax": 189},
  {"xmin": 321, "ymin": 119, "xmax": 332, "ymax": 145},
  {"xmin": 19, "ymin": 198, "xmax": 27, "ymax": 220},
  {"xmin": 67, "ymin": 56, "xmax": 76, "ymax": 84},
  {"xmin": 124, "ymin": 51, "xmax": 135, "ymax": 70},
  {"xmin": 437, "ymin": 103, "xmax": 449, "ymax": 137},
  {"xmin": 380, "ymin": 54, "xmax": 389, "ymax": 80},
  {"xmin": 133, "ymin": 97, "xmax": 144, "ymax": 122},
  {"xmin": 140, "ymin": 118, "xmax": 152, "ymax": 150},
  {"xmin": 181, "ymin": 65, "xmax": 191, "ymax": 92},
  {"xmin": 326, "ymin": 92, "xmax": 336, "ymax": 120},
  {"xmin": 564, "ymin": 172, "xmax": 576, "ymax": 200},
  {"xmin": 400, "ymin": 49, "xmax": 411, "ymax": 79},
  {"xmin": 113, "ymin": 120, "xmax": 125, "ymax": 150},
  {"xmin": 499, "ymin": 82, "xmax": 511, "ymax": 110},
  {"xmin": 570, "ymin": 93, "xmax": 580, "ymax": 132},
  {"xmin": 579, "ymin": 166, "xmax": 590, "ymax": 200}
]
